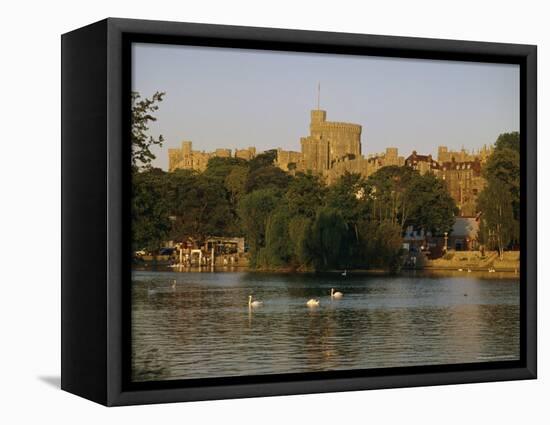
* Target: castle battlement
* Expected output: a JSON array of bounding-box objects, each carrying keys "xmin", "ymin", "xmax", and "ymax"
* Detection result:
[
  {"xmin": 315, "ymin": 122, "xmax": 362, "ymax": 132},
  {"xmin": 168, "ymin": 142, "xmax": 256, "ymax": 172}
]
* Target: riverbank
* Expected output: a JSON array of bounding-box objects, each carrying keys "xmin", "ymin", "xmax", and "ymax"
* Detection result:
[{"xmin": 424, "ymin": 250, "xmax": 519, "ymax": 272}]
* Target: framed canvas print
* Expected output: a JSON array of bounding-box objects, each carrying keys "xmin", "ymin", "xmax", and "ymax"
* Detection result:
[{"xmin": 61, "ymin": 18, "xmax": 537, "ymax": 406}]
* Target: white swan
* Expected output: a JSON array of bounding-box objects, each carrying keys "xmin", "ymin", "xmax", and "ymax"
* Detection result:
[
  {"xmin": 248, "ymin": 295, "xmax": 263, "ymax": 308},
  {"xmin": 467, "ymin": 268, "xmax": 472, "ymax": 273},
  {"xmin": 171, "ymin": 279, "xmax": 176, "ymax": 289},
  {"xmin": 341, "ymin": 270, "xmax": 347, "ymax": 277},
  {"xmin": 331, "ymin": 288, "xmax": 343, "ymax": 299},
  {"xmin": 457, "ymin": 268, "xmax": 463, "ymax": 271},
  {"xmin": 306, "ymin": 299, "xmax": 320, "ymax": 307}
]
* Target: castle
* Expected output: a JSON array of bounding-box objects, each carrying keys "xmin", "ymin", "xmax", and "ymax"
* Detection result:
[
  {"xmin": 167, "ymin": 107, "xmax": 494, "ymax": 216},
  {"xmin": 404, "ymin": 146, "xmax": 492, "ymax": 216},
  {"xmin": 168, "ymin": 141, "xmax": 256, "ymax": 172},
  {"xmin": 276, "ymin": 109, "xmax": 404, "ymax": 184}
]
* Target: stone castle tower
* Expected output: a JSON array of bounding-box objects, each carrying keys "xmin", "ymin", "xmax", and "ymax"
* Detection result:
[{"xmin": 300, "ymin": 109, "xmax": 362, "ymax": 173}]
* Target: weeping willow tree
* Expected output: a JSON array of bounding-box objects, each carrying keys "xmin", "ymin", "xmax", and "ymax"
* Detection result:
[{"xmin": 309, "ymin": 207, "xmax": 350, "ymax": 270}]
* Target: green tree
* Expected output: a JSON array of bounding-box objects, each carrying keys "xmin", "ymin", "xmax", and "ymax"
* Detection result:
[
  {"xmin": 366, "ymin": 166, "xmax": 456, "ymax": 236},
  {"xmin": 249, "ymin": 149, "xmax": 277, "ymax": 171},
  {"xmin": 326, "ymin": 172, "xmax": 369, "ymax": 225},
  {"xmin": 367, "ymin": 166, "xmax": 417, "ymax": 227},
  {"xmin": 288, "ymin": 216, "xmax": 314, "ymax": 268},
  {"xmin": 261, "ymin": 207, "xmax": 294, "ymax": 268},
  {"xmin": 477, "ymin": 131, "xmax": 521, "ymax": 252},
  {"xmin": 131, "ymin": 169, "xmax": 170, "ymax": 251},
  {"xmin": 238, "ymin": 188, "xmax": 282, "ymax": 265},
  {"xmin": 494, "ymin": 131, "xmax": 520, "ymax": 153},
  {"xmin": 405, "ymin": 173, "xmax": 457, "ymax": 236},
  {"xmin": 484, "ymin": 134, "xmax": 520, "ymax": 220},
  {"xmin": 245, "ymin": 166, "xmax": 291, "ymax": 193},
  {"xmin": 131, "ymin": 91, "xmax": 165, "ymax": 170},
  {"xmin": 477, "ymin": 178, "xmax": 517, "ymax": 258},
  {"xmin": 363, "ymin": 220, "xmax": 404, "ymax": 272},
  {"xmin": 285, "ymin": 172, "xmax": 326, "ymax": 219},
  {"xmin": 166, "ymin": 170, "xmax": 233, "ymax": 242},
  {"xmin": 309, "ymin": 207, "xmax": 350, "ymax": 270},
  {"xmin": 204, "ymin": 156, "xmax": 248, "ymax": 181},
  {"xmin": 224, "ymin": 165, "xmax": 249, "ymax": 207}
]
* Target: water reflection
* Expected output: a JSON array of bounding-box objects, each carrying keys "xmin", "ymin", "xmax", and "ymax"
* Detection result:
[{"xmin": 131, "ymin": 271, "xmax": 520, "ymax": 381}]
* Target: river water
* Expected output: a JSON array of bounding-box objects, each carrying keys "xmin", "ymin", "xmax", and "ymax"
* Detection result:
[{"xmin": 131, "ymin": 270, "xmax": 520, "ymax": 382}]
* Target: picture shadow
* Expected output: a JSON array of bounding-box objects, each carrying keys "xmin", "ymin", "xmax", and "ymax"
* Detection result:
[{"xmin": 38, "ymin": 376, "xmax": 61, "ymax": 389}]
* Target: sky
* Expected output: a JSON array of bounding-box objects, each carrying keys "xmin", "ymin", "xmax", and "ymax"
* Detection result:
[{"xmin": 132, "ymin": 43, "xmax": 519, "ymax": 171}]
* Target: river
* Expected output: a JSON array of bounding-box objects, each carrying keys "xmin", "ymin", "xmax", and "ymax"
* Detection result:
[{"xmin": 131, "ymin": 269, "xmax": 520, "ymax": 382}]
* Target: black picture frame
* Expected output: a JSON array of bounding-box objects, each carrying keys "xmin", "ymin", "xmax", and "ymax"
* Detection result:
[{"xmin": 61, "ymin": 17, "xmax": 537, "ymax": 406}]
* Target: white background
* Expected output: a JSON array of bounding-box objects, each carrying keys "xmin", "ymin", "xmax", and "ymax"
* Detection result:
[{"xmin": 0, "ymin": 0, "xmax": 547, "ymax": 423}]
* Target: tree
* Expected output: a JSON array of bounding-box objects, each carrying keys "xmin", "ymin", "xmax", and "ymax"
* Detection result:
[
  {"xmin": 477, "ymin": 178, "xmax": 517, "ymax": 258},
  {"xmin": 204, "ymin": 156, "xmax": 248, "ymax": 181},
  {"xmin": 245, "ymin": 166, "xmax": 291, "ymax": 193},
  {"xmin": 309, "ymin": 207, "xmax": 350, "ymax": 270},
  {"xmin": 249, "ymin": 149, "xmax": 277, "ymax": 171},
  {"xmin": 477, "ymin": 131, "xmax": 521, "ymax": 251},
  {"xmin": 364, "ymin": 220, "xmax": 404, "ymax": 272},
  {"xmin": 495, "ymin": 131, "xmax": 520, "ymax": 153},
  {"xmin": 365, "ymin": 166, "xmax": 456, "ymax": 236},
  {"xmin": 131, "ymin": 91, "xmax": 165, "ymax": 170},
  {"xmin": 288, "ymin": 215, "xmax": 314, "ymax": 268},
  {"xmin": 261, "ymin": 207, "xmax": 294, "ymax": 268},
  {"xmin": 405, "ymin": 173, "xmax": 457, "ymax": 236},
  {"xmin": 484, "ymin": 135, "xmax": 520, "ymax": 221},
  {"xmin": 285, "ymin": 172, "xmax": 326, "ymax": 219},
  {"xmin": 367, "ymin": 166, "xmax": 418, "ymax": 227},
  {"xmin": 132, "ymin": 169, "xmax": 170, "ymax": 251},
  {"xmin": 326, "ymin": 172, "xmax": 369, "ymax": 225},
  {"xmin": 224, "ymin": 166, "xmax": 249, "ymax": 207},
  {"xmin": 238, "ymin": 188, "xmax": 282, "ymax": 265},
  {"xmin": 166, "ymin": 170, "xmax": 233, "ymax": 242}
]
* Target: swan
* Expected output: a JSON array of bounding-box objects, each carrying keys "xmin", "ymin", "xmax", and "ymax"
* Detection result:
[
  {"xmin": 306, "ymin": 299, "xmax": 320, "ymax": 307},
  {"xmin": 341, "ymin": 270, "xmax": 347, "ymax": 277},
  {"xmin": 488, "ymin": 267, "xmax": 496, "ymax": 273},
  {"xmin": 457, "ymin": 268, "xmax": 463, "ymax": 272},
  {"xmin": 467, "ymin": 268, "xmax": 472, "ymax": 273},
  {"xmin": 248, "ymin": 295, "xmax": 263, "ymax": 308},
  {"xmin": 331, "ymin": 288, "xmax": 343, "ymax": 299},
  {"xmin": 171, "ymin": 280, "xmax": 176, "ymax": 290}
]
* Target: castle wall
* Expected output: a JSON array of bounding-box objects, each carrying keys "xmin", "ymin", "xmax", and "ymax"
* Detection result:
[
  {"xmin": 326, "ymin": 157, "xmax": 371, "ymax": 184},
  {"xmin": 168, "ymin": 141, "xmax": 246, "ymax": 172},
  {"xmin": 440, "ymin": 161, "xmax": 486, "ymax": 217},
  {"xmin": 235, "ymin": 147, "xmax": 256, "ymax": 161},
  {"xmin": 437, "ymin": 145, "xmax": 493, "ymax": 164},
  {"xmin": 276, "ymin": 148, "xmax": 302, "ymax": 171}
]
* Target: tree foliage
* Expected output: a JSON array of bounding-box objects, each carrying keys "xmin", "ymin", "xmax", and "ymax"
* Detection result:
[
  {"xmin": 132, "ymin": 129, "xmax": 468, "ymax": 270},
  {"xmin": 245, "ymin": 165, "xmax": 292, "ymax": 193},
  {"xmin": 483, "ymin": 133, "xmax": 520, "ymax": 220},
  {"xmin": 131, "ymin": 91, "xmax": 165, "ymax": 170},
  {"xmin": 237, "ymin": 188, "xmax": 282, "ymax": 265},
  {"xmin": 132, "ymin": 169, "xmax": 170, "ymax": 251},
  {"xmin": 477, "ymin": 178, "xmax": 517, "ymax": 257},
  {"xmin": 285, "ymin": 173, "xmax": 326, "ymax": 219},
  {"xmin": 477, "ymin": 132, "xmax": 520, "ymax": 252},
  {"xmin": 309, "ymin": 208, "xmax": 350, "ymax": 270}
]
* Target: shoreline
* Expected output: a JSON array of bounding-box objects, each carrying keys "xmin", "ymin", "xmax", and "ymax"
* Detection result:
[{"xmin": 132, "ymin": 265, "xmax": 520, "ymax": 275}]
